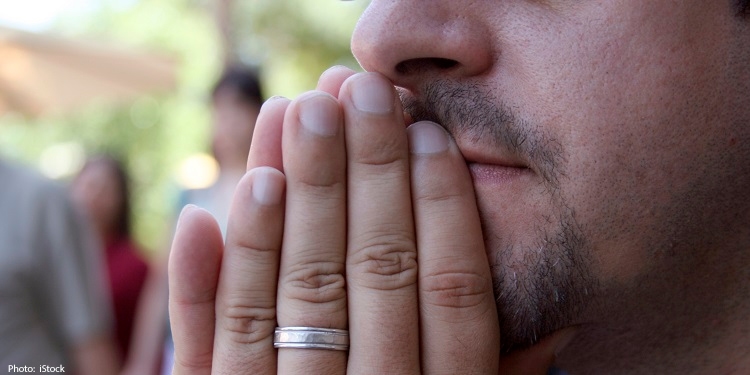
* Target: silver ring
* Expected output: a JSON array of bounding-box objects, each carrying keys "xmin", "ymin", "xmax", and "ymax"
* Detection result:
[{"xmin": 273, "ymin": 327, "xmax": 349, "ymax": 351}]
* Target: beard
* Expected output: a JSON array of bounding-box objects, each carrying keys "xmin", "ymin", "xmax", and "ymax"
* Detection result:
[{"xmin": 400, "ymin": 80, "xmax": 598, "ymax": 352}]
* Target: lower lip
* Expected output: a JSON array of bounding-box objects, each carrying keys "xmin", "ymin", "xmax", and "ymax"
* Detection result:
[{"xmin": 468, "ymin": 163, "xmax": 531, "ymax": 185}]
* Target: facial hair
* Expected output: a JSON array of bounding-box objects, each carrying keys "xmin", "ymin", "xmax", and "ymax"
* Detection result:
[{"xmin": 400, "ymin": 80, "xmax": 598, "ymax": 352}]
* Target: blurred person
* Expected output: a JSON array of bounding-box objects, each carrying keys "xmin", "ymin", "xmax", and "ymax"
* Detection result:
[
  {"xmin": 122, "ymin": 66, "xmax": 263, "ymax": 375},
  {"xmin": 181, "ymin": 65, "xmax": 265, "ymax": 235},
  {"xmin": 0, "ymin": 156, "xmax": 119, "ymax": 375},
  {"xmin": 69, "ymin": 155, "xmax": 150, "ymax": 364}
]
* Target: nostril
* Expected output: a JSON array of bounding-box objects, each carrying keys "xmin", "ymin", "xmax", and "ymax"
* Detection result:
[{"xmin": 395, "ymin": 58, "xmax": 459, "ymax": 75}]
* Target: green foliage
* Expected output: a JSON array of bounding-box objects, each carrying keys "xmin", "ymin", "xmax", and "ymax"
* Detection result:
[
  {"xmin": 0, "ymin": 0, "xmax": 365, "ymax": 254},
  {"xmin": 231, "ymin": 0, "xmax": 366, "ymax": 96}
]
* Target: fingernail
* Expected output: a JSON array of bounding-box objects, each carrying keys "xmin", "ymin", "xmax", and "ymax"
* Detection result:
[
  {"xmin": 349, "ymin": 73, "xmax": 395, "ymax": 114},
  {"xmin": 322, "ymin": 65, "xmax": 355, "ymax": 75},
  {"xmin": 298, "ymin": 93, "xmax": 340, "ymax": 137},
  {"xmin": 407, "ymin": 121, "xmax": 450, "ymax": 154},
  {"xmin": 252, "ymin": 167, "xmax": 284, "ymax": 205}
]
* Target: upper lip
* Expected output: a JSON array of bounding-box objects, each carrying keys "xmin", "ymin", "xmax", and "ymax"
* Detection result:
[{"xmin": 400, "ymin": 88, "xmax": 531, "ymax": 171}]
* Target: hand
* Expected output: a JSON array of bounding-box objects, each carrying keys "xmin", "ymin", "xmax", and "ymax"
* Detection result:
[{"xmin": 168, "ymin": 66, "xmax": 573, "ymax": 374}]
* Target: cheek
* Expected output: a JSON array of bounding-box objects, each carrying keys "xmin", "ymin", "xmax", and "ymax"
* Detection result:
[
  {"xmin": 499, "ymin": 2, "xmax": 730, "ymax": 280},
  {"xmin": 509, "ymin": 1, "xmax": 727, "ymax": 158}
]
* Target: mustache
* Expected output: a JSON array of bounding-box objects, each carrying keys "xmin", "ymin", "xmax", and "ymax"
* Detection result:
[{"xmin": 398, "ymin": 80, "xmax": 564, "ymax": 189}]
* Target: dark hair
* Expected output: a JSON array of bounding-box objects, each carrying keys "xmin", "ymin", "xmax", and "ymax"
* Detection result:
[
  {"xmin": 211, "ymin": 65, "xmax": 264, "ymax": 106},
  {"xmin": 79, "ymin": 155, "xmax": 132, "ymax": 240},
  {"xmin": 740, "ymin": 0, "xmax": 750, "ymax": 14}
]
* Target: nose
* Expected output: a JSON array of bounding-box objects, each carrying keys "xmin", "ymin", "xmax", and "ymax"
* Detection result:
[{"xmin": 352, "ymin": 0, "xmax": 494, "ymax": 92}]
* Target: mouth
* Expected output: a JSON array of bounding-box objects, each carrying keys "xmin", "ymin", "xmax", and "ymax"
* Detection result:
[
  {"xmin": 398, "ymin": 86, "xmax": 539, "ymax": 185},
  {"xmin": 468, "ymin": 163, "xmax": 532, "ymax": 185},
  {"xmin": 459, "ymin": 144, "xmax": 534, "ymax": 185}
]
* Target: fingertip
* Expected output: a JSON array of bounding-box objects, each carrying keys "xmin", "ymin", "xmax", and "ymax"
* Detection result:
[
  {"xmin": 260, "ymin": 95, "xmax": 291, "ymax": 109},
  {"xmin": 256, "ymin": 96, "xmax": 292, "ymax": 124},
  {"xmin": 406, "ymin": 121, "xmax": 451, "ymax": 154},
  {"xmin": 170, "ymin": 205, "xmax": 223, "ymax": 284},
  {"xmin": 294, "ymin": 91, "xmax": 343, "ymax": 138},
  {"xmin": 175, "ymin": 204, "xmax": 217, "ymax": 236},
  {"xmin": 248, "ymin": 97, "xmax": 288, "ymax": 172},
  {"xmin": 176, "ymin": 203, "xmax": 198, "ymax": 225},
  {"xmin": 256, "ymin": 96, "xmax": 291, "ymax": 133},
  {"xmin": 318, "ymin": 65, "xmax": 359, "ymax": 98},
  {"xmin": 227, "ymin": 166, "xmax": 286, "ymax": 246},
  {"xmin": 321, "ymin": 65, "xmax": 358, "ymax": 77},
  {"xmin": 250, "ymin": 166, "xmax": 286, "ymax": 206}
]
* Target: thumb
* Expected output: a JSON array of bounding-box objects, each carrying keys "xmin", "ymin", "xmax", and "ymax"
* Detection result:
[{"xmin": 498, "ymin": 327, "xmax": 578, "ymax": 375}]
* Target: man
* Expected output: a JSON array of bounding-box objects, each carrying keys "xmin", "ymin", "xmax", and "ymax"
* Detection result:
[
  {"xmin": 168, "ymin": 1, "xmax": 750, "ymax": 374},
  {"xmin": 0, "ymin": 158, "xmax": 119, "ymax": 375}
]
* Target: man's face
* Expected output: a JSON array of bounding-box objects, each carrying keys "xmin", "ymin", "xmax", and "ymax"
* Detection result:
[
  {"xmin": 212, "ymin": 88, "xmax": 260, "ymax": 170},
  {"xmin": 71, "ymin": 161, "xmax": 123, "ymax": 239},
  {"xmin": 352, "ymin": 0, "xmax": 750, "ymax": 354}
]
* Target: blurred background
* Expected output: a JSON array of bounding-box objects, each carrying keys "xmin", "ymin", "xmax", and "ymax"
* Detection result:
[{"xmin": 0, "ymin": 0, "xmax": 366, "ymax": 253}]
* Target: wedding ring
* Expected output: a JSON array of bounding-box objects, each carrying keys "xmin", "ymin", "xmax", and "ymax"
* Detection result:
[{"xmin": 273, "ymin": 327, "xmax": 349, "ymax": 351}]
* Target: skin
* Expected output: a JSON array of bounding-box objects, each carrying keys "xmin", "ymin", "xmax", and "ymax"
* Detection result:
[
  {"xmin": 169, "ymin": 0, "xmax": 750, "ymax": 374},
  {"xmin": 70, "ymin": 160, "xmax": 123, "ymax": 243},
  {"xmin": 212, "ymin": 87, "xmax": 261, "ymax": 173}
]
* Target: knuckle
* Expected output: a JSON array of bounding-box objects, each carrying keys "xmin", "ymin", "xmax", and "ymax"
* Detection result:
[
  {"xmin": 174, "ymin": 352, "xmax": 213, "ymax": 372},
  {"xmin": 352, "ymin": 136, "xmax": 407, "ymax": 168},
  {"xmin": 418, "ymin": 189, "xmax": 464, "ymax": 205},
  {"xmin": 218, "ymin": 298, "xmax": 276, "ymax": 345},
  {"xmin": 282, "ymin": 263, "xmax": 347, "ymax": 305},
  {"xmin": 293, "ymin": 179, "xmax": 345, "ymax": 199},
  {"xmin": 421, "ymin": 271, "xmax": 492, "ymax": 310},
  {"xmin": 227, "ymin": 243, "xmax": 278, "ymax": 263},
  {"xmin": 349, "ymin": 233, "xmax": 418, "ymax": 290}
]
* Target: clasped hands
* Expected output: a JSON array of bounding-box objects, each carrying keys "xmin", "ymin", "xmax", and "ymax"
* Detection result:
[{"xmin": 169, "ymin": 66, "xmax": 570, "ymax": 374}]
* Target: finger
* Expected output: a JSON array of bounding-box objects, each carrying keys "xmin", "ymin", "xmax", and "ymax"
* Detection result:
[
  {"xmin": 247, "ymin": 96, "xmax": 290, "ymax": 172},
  {"xmin": 316, "ymin": 65, "xmax": 357, "ymax": 98},
  {"xmin": 212, "ymin": 167, "xmax": 286, "ymax": 375},
  {"xmin": 407, "ymin": 121, "xmax": 500, "ymax": 373},
  {"xmin": 169, "ymin": 205, "xmax": 223, "ymax": 375},
  {"xmin": 339, "ymin": 72, "xmax": 420, "ymax": 373},
  {"xmin": 277, "ymin": 91, "xmax": 348, "ymax": 373}
]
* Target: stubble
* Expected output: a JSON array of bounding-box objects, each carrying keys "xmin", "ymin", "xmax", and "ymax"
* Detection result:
[{"xmin": 401, "ymin": 80, "xmax": 597, "ymax": 352}]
